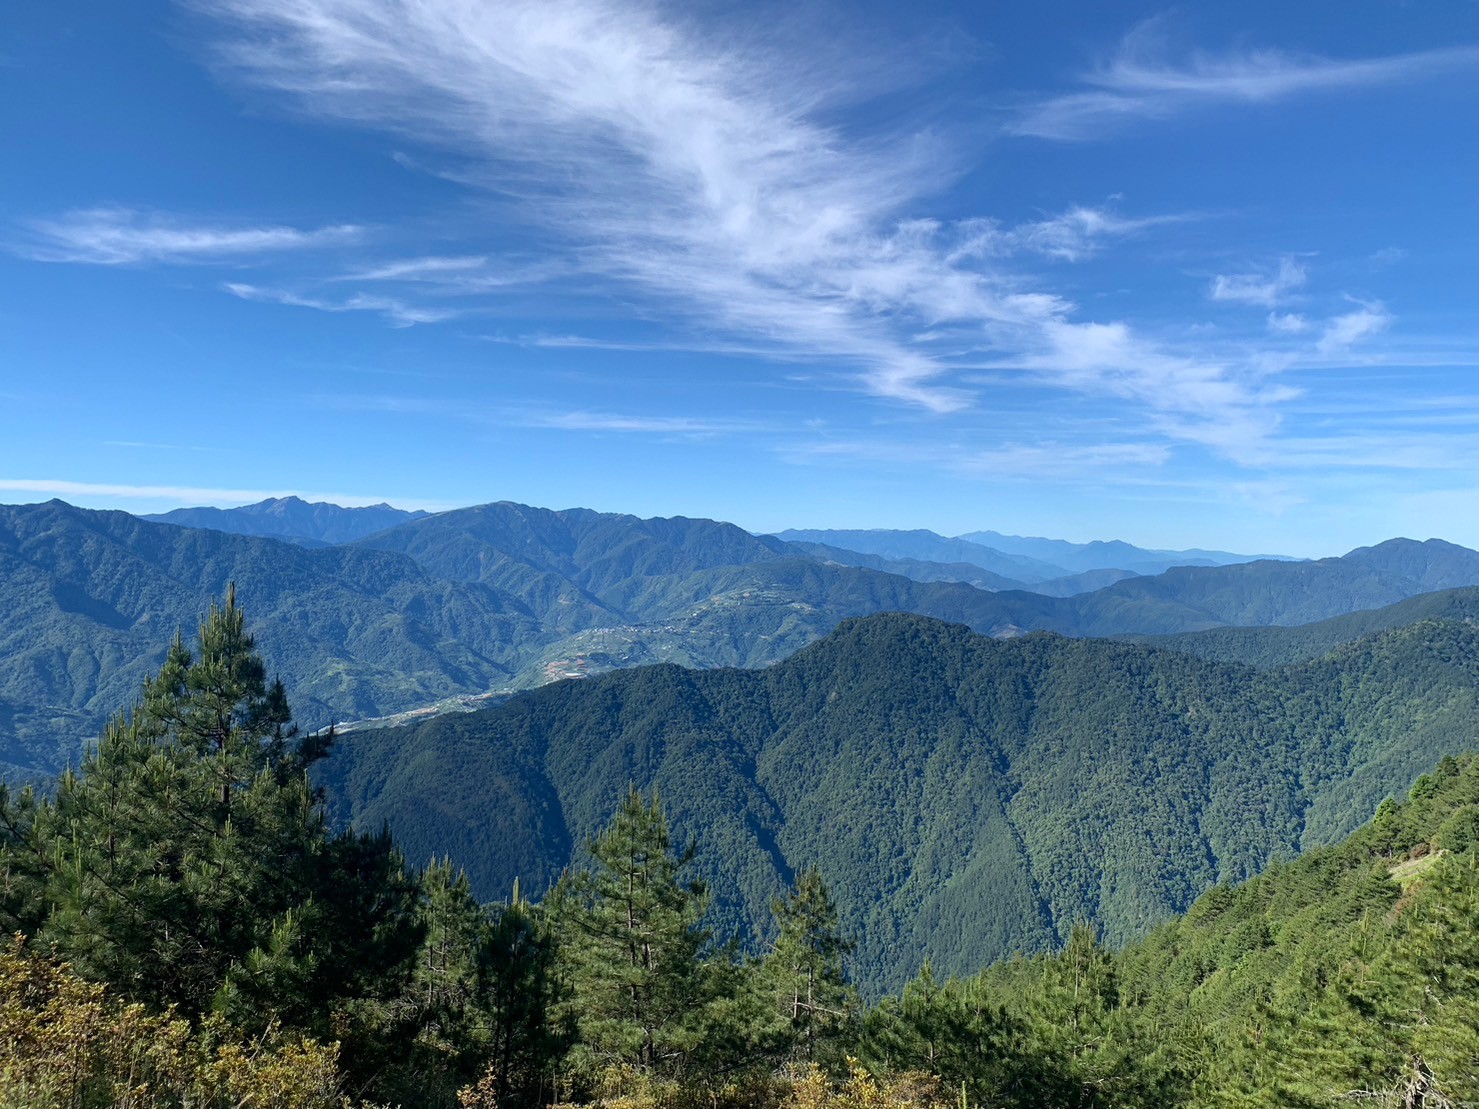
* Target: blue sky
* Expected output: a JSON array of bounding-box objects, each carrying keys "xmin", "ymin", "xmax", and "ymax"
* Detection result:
[{"xmin": 4, "ymin": 0, "xmax": 1479, "ymax": 556}]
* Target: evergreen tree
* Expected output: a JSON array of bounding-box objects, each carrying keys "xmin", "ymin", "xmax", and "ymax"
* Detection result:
[
  {"xmin": 0, "ymin": 781, "xmax": 45, "ymax": 934},
  {"xmin": 553, "ymin": 786, "xmax": 716, "ymax": 1086},
  {"xmin": 761, "ymin": 866, "xmax": 856, "ymax": 1066},
  {"xmin": 479, "ymin": 877, "xmax": 570, "ymax": 1108},
  {"xmin": 10, "ymin": 587, "xmax": 424, "ymax": 1096}
]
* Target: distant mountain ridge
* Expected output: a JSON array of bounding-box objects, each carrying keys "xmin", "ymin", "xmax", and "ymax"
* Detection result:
[
  {"xmin": 6, "ymin": 499, "xmax": 1479, "ymax": 784},
  {"xmin": 959, "ymin": 529, "xmax": 1293, "ymax": 575},
  {"xmin": 785, "ymin": 540, "xmax": 1141, "ymax": 597},
  {"xmin": 778, "ymin": 526, "xmax": 1294, "ymax": 580},
  {"xmin": 144, "ymin": 496, "xmax": 428, "ymax": 545},
  {"xmin": 771, "ymin": 529, "xmax": 1069, "ymax": 583}
]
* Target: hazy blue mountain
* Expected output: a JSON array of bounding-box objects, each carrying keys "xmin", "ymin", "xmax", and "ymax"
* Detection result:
[
  {"xmin": 1026, "ymin": 566, "xmax": 1142, "ymax": 597},
  {"xmin": 322, "ymin": 609, "xmax": 1479, "ymax": 994},
  {"xmin": 783, "ymin": 541, "xmax": 1031, "ymax": 591},
  {"xmin": 772, "ymin": 528, "xmax": 1070, "ymax": 581},
  {"xmin": 958, "ymin": 529, "xmax": 1294, "ymax": 575},
  {"xmin": 786, "ymin": 541, "xmax": 1140, "ymax": 598},
  {"xmin": 1068, "ymin": 539, "xmax": 1479, "ymax": 631},
  {"xmin": 144, "ymin": 495, "xmax": 428, "ymax": 545}
]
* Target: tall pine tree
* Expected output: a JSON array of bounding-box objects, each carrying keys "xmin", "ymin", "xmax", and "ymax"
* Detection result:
[
  {"xmin": 8, "ymin": 587, "xmax": 424, "ymax": 1095},
  {"xmin": 553, "ymin": 786, "xmax": 717, "ymax": 1087},
  {"xmin": 760, "ymin": 866, "xmax": 856, "ymax": 1066}
]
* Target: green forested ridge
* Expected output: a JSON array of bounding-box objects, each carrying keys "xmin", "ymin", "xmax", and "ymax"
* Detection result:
[
  {"xmin": 0, "ymin": 591, "xmax": 988, "ymax": 1107},
  {"xmin": 321, "ymin": 608, "xmax": 1479, "ymax": 995},
  {"xmin": 1134, "ymin": 583, "xmax": 1479, "ymax": 667},
  {"xmin": 0, "ymin": 500, "xmax": 538, "ymax": 780},
  {"xmin": 9, "ymin": 497, "xmax": 1479, "ymax": 788},
  {"xmin": 867, "ymin": 750, "xmax": 1479, "ymax": 1106}
]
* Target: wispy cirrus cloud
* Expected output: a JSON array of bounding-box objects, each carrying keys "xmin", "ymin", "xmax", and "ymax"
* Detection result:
[
  {"xmin": 1267, "ymin": 312, "xmax": 1310, "ymax": 335},
  {"xmin": 193, "ymin": 0, "xmax": 1274, "ymax": 433},
  {"xmin": 18, "ymin": 206, "xmax": 360, "ymax": 264},
  {"xmin": 224, "ymin": 281, "xmax": 458, "ymax": 325},
  {"xmin": 174, "ymin": 0, "xmax": 1406, "ymax": 460},
  {"xmin": 1210, "ymin": 257, "xmax": 1307, "ymax": 307},
  {"xmin": 1013, "ymin": 22, "xmax": 1479, "ymax": 141},
  {"xmin": 343, "ymin": 255, "xmax": 489, "ymax": 281},
  {"xmin": 335, "ymin": 253, "xmax": 567, "ymax": 288},
  {"xmin": 983, "ymin": 206, "xmax": 1191, "ymax": 263},
  {"xmin": 781, "ymin": 435, "xmax": 1172, "ymax": 482},
  {"xmin": 520, "ymin": 410, "xmax": 763, "ymax": 435}
]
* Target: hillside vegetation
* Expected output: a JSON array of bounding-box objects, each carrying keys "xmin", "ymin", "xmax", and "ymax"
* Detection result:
[
  {"xmin": 323, "ymin": 609, "xmax": 1479, "ymax": 994},
  {"xmin": 877, "ymin": 750, "xmax": 1479, "ymax": 1106}
]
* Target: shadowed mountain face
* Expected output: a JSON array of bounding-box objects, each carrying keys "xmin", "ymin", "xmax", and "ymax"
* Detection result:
[
  {"xmin": 144, "ymin": 496, "xmax": 428, "ymax": 545},
  {"xmin": 7, "ymin": 499, "xmax": 1479, "ymax": 785},
  {"xmin": 321, "ymin": 609, "xmax": 1479, "ymax": 995}
]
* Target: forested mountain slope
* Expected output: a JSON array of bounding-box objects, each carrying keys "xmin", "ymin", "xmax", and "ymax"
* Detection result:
[
  {"xmin": 321, "ymin": 610, "xmax": 1479, "ymax": 995},
  {"xmin": 870, "ymin": 750, "xmax": 1479, "ymax": 1107},
  {"xmin": 0, "ymin": 500, "xmax": 537, "ymax": 779},
  {"xmin": 1135, "ymin": 583, "xmax": 1479, "ymax": 667},
  {"xmin": 10, "ymin": 498, "xmax": 1479, "ymax": 784}
]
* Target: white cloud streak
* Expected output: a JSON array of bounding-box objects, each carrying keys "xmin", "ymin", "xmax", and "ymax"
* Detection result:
[
  {"xmin": 1318, "ymin": 302, "xmax": 1392, "ymax": 353},
  {"xmin": 224, "ymin": 281, "xmax": 457, "ymax": 325},
  {"xmin": 1013, "ymin": 24, "xmax": 1479, "ymax": 140},
  {"xmin": 523, "ymin": 410, "xmax": 759, "ymax": 435},
  {"xmin": 20, "ymin": 207, "xmax": 360, "ymax": 264},
  {"xmin": 995, "ymin": 207, "xmax": 1190, "ymax": 263},
  {"xmin": 782, "ymin": 436, "xmax": 1172, "ymax": 482},
  {"xmin": 1210, "ymin": 257, "xmax": 1306, "ymax": 307},
  {"xmin": 1267, "ymin": 312, "xmax": 1310, "ymax": 335}
]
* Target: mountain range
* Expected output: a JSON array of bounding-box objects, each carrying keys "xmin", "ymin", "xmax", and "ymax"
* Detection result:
[{"xmin": 7, "ymin": 498, "xmax": 1479, "ymax": 784}]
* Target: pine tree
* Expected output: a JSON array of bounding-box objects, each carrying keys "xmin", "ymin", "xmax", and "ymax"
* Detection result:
[
  {"xmin": 13, "ymin": 587, "xmax": 424, "ymax": 1095},
  {"xmin": 762, "ymin": 866, "xmax": 856, "ymax": 1066},
  {"xmin": 479, "ymin": 877, "xmax": 570, "ymax": 1108},
  {"xmin": 553, "ymin": 786, "xmax": 716, "ymax": 1086},
  {"xmin": 0, "ymin": 781, "xmax": 45, "ymax": 934}
]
